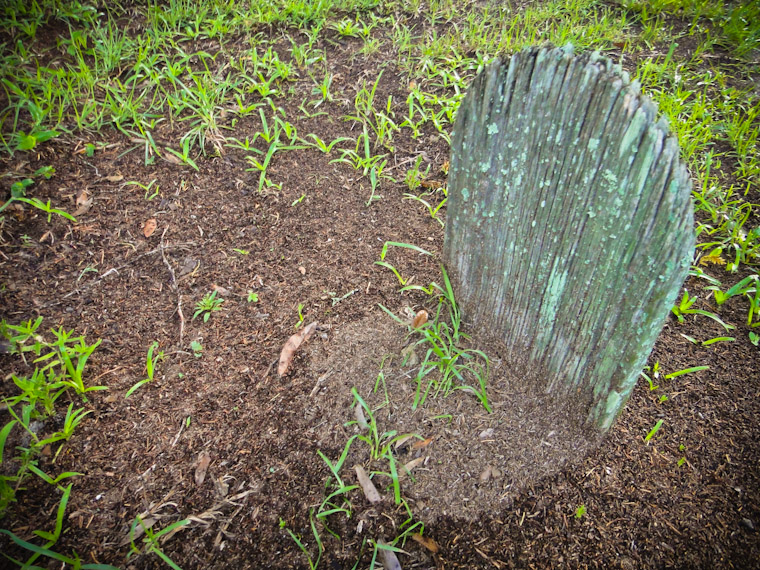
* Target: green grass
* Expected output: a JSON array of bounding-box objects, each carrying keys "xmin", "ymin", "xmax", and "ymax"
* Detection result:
[
  {"xmin": 0, "ymin": 316, "xmax": 102, "ymax": 565},
  {"xmin": 1, "ymin": 0, "xmax": 759, "ymax": 566}
]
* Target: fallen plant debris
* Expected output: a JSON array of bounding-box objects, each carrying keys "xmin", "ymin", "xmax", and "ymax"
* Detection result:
[
  {"xmin": 194, "ymin": 451, "xmax": 212, "ymax": 486},
  {"xmin": 142, "ymin": 218, "xmax": 157, "ymax": 238},
  {"xmin": 411, "ymin": 532, "xmax": 440, "ymax": 554},
  {"xmin": 354, "ymin": 464, "xmax": 382, "ymax": 504},
  {"xmin": 278, "ymin": 321, "xmax": 317, "ymax": 376},
  {"xmin": 0, "ymin": 0, "xmax": 758, "ymax": 568}
]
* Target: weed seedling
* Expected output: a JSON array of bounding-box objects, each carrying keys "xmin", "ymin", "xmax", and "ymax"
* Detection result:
[
  {"xmin": 295, "ymin": 303, "xmax": 305, "ymax": 329},
  {"xmin": 280, "ymin": 514, "xmax": 323, "ymax": 570},
  {"xmin": 125, "ymin": 342, "xmax": 164, "ymax": 398},
  {"xmin": 677, "ymin": 443, "xmax": 687, "ymax": 467},
  {"xmin": 671, "ymin": 290, "xmax": 734, "ymax": 331},
  {"xmin": 1, "ymin": 484, "xmax": 118, "ymax": 570},
  {"xmin": 645, "ymin": 419, "xmax": 664, "ymax": 442},
  {"xmin": 127, "ymin": 516, "xmax": 190, "ymax": 570},
  {"xmin": 374, "ymin": 241, "xmax": 433, "ymax": 286},
  {"xmin": 190, "ymin": 340, "xmax": 203, "ymax": 358},
  {"xmin": 382, "ymin": 265, "xmax": 491, "ymax": 412},
  {"xmin": 193, "ymin": 291, "xmax": 224, "ymax": 322}
]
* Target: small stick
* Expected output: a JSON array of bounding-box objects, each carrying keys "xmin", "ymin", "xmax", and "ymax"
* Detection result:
[
  {"xmin": 160, "ymin": 227, "xmax": 185, "ymax": 346},
  {"xmin": 160, "ymin": 227, "xmax": 177, "ymax": 292},
  {"xmin": 177, "ymin": 293, "xmax": 185, "ymax": 346}
]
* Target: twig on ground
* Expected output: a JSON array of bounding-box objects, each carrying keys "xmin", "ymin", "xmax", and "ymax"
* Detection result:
[
  {"xmin": 160, "ymin": 227, "xmax": 178, "ymax": 291},
  {"xmin": 160, "ymin": 227, "xmax": 185, "ymax": 345}
]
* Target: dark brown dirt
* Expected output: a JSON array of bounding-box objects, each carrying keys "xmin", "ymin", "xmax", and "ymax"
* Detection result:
[{"xmin": 1, "ymin": 5, "xmax": 760, "ymax": 570}]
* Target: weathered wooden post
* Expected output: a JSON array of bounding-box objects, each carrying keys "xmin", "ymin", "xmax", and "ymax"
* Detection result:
[{"xmin": 444, "ymin": 45, "xmax": 694, "ymax": 431}]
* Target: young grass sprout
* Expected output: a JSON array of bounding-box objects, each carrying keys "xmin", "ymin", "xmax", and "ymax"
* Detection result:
[
  {"xmin": 380, "ymin": 265, "xmax": 491, "ymax": 412},
  {"xmin": 125, "ymin": 342, "xmax": 164, "ymax": 398}
]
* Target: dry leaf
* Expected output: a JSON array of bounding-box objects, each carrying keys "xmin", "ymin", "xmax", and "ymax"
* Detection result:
[
  {"xmin": 411, "ymin": 437, "xmax": 433, "ymax": 450},
  {"xmin": 355, "ymin": 402, "xmax": 369, "ymax": 430},
  {"xmin": 377, "ymin": 539, "xmax": 403, "ymax": 570},
  {"xmin": 400, "ymin": 344, "xmax": 418, "ymax": 366},
  {"xmin": 699, "ymin": 253, "xmax": 726, "ymax": 266},
  {"xmin": 400, "ymin": 456, "xmax": 425, "ymax": 478},
  {"xmin": 394, "ymin": 435, "xmax": 415, "ymax": 451},
  {"xmin": 162, "ymin": 149, "xmax": 183, "ymax": 165},
  {"xmin": 73, "ymin": 224, "xmax": 100, "ymax": 236},
  {"xmin": 412, "ymin": 310, "xmax": 428, "ymax": 329},
  {"xmin": 278, "ymin": 322, "xmax": 317, "ymax": 376},
  {"xmin": 143, "ymin": 218, "xmax": 157, "ymax": 238},
  {"xmin": 354, "ymin": 465, "xmax": 382, "ymax": 504},
  {"xmin": 105, "ymin": 174, "xmax": 123, "ymax": 182},
  {"xmin": 119, "ymin": 516, "xmax": 156, "ymax": 546},
  {"xmin": 411, "ymin": 533, "xmax": 439, "ymax": 553},
  {"xmin": 195, "ymin": 451, "xmax": 211, "ymax": 486},
  {"xmin": 73, "ymin": 189, "xmax": 93, "ymax": 216},
  {"xmin": 212, "ymin": 284, "xmax": 232, "ymax": 296}
]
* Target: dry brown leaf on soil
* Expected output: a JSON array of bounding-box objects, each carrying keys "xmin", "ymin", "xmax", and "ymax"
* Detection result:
[
  {"xmin": 118, "ymin": 516, "xmax": 157, "ymax": 546},
  {"xmin": 393, "ymin": 434, "xmax": 415, "ymax": 451},
  {"xmin": 143, "ymin": 218, "xmax": 157, "ymax": 238},
  {"xmin": 412, "ymin": 437, "xmax": 433, "ymax": 450},
  {"xmin": 162, "ymin": 149, "xmax": 183, "ymax": 165},
  {"xmin": 73, "ymin": 189, "xmax": 93, "ymax": 216},
  {"xmin": 354, "ymin": 465, "xmax": 382, "ymax": 504},
  {"xmin": 195, "ymin": 451, "xmax": 211, "ymax": 486},
  {"xmin": 400, "ymin": 457, "xmax": 425, "ymax": 479},
  {"xmin": 355, "ymin": 402, "xmax": 369, "ymax": 430},
  {"xmin": 278, "ymin": 321, "xmax": 317, "ymax": 376},
  {"xmin": 400, "ymin": 344, "xmax": 418, "ymax": 366},
  {"xmin": 377, "ymin": 539, "xmax": 403, "ymax": 570},
  {"xmin": 411, "ymin": 533, "xmax": 439, "ymax": 553},
  {"xmin": 212, "ymin": 284, "xmax": 232, "ymax": 297},
  {"xmin": 412, "ymin": 309, "xmax": 428, "ymax": 329}
]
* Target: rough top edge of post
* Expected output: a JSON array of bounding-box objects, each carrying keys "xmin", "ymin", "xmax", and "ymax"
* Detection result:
[{"xmin": 473, "ymin": 44, "xmax": 689, "ymax": 150}]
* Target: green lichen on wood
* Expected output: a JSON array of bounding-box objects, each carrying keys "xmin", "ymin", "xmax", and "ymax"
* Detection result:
[{"xmin": 444, "ymin": 45, "xmax": 694, "ymax": 431}]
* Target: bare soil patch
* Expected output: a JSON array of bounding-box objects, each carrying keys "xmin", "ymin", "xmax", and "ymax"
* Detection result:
[{"xmin": 1, "ymin": 5, "xmax": 759, "ymax": 570}]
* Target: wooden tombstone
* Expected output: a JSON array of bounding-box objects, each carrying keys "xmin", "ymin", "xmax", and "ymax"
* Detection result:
[{"xmin": 444, "ymin": 45, "xmax": 694, "ymax": 431}]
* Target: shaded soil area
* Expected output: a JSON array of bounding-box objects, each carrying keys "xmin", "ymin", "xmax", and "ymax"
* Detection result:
[{"xmin": 1, "ymin": 7, "xmax": 760, "ymax": 570}]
